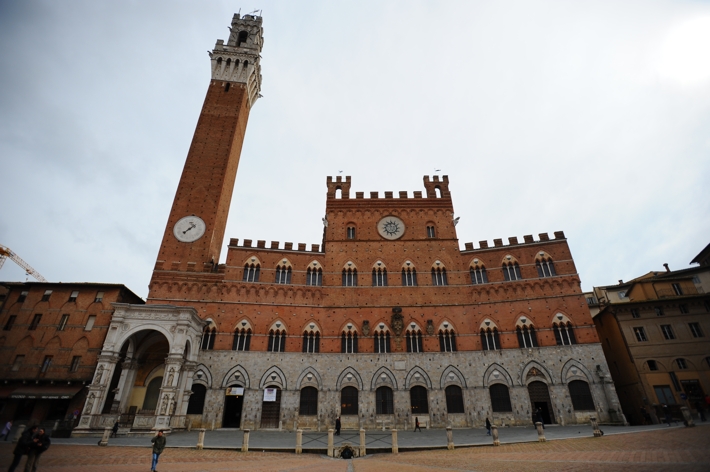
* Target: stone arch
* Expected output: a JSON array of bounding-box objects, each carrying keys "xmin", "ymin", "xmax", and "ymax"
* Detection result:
[
  {"xmin": 339, "ymin": 319, "xmax": 359, "ymax": 333},
  {"xmin": 336, "ymin": 366, "xmax": 364, "ymax": 390},
  {"xmin": 440, "ymin": 365, "xmax": 467, "ymax": 389},
  {"xmin": 233, "ymin": 318, "xmax": 254, "ymax": 331},
  {"xmin": 483, "ymin": 363, "xmax": 514, "ymax": 387},
  {"xmin": 44, "ymin": 335, "xmax": 62, "ymax": 350},
  {"xmin": 259, "ymin": 366, "xmax": 287, "ymax": 389},
  {"xmin": 296, "ymin": 366, "xmax": 323, "ymax": 390},
  {"xmin": 192, "ymin": 364, "xmax": 213, "ymax": 388},
  {"xmin": 561, "ymin": 359, "xmax": 595, "ymax": 384},
  {"xmin": 301, "ymin": 320, "xmax": 321, "ymax": 333},
  {"xmin": 521, "ymin": 361, "xmax": 555, "ymax": 385},
  {"xmin": 405, "ymin": 366, "xmax": 432, "ymax": 389},
  {"xmin": 371, "ymin": 366, "xmax": 398, "ymax": 390},
  {"xmin": 222, "ymin": 364, "xmax": 250, "ymax": 388}
]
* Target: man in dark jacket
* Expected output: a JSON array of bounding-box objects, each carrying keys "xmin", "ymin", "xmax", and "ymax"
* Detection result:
[
  {"xmin": 24, "ymin": 427, "xmax": 50, "ymax": 472},
  {"xmin": 8, "ymin": 425, "xmax": 37, "ymax": 472},
  {"xmin": 150, "ymin": 430, "xmax": 166, "ymax": 472}
]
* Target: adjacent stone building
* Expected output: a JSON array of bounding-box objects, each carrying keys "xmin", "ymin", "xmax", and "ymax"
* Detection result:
[
  {"xmin": 587, "ymin": 251, "xmax": 710, "ymax": 425},
  {"xmin": 0, "ymin": 282, "xmax": 143, "ymax": 426},
  {"xmin": 73, "ymin": 13, "xmax": 624, "ymax": 435}
]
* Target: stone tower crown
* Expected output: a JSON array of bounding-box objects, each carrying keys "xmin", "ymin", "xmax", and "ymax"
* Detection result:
[{"xmin": 210, "ymin": 13, "xmax": 263, "ymax": 106}]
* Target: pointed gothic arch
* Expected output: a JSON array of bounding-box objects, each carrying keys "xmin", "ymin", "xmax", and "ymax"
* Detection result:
[
  {"xmin": 371, "ymin": 366, "xmax": 398, "ymax": 390},
  {"xmin": 221, "ymin": 364, "xmax": 250, "ymax": 388},
  {"xmin": 336, "ymin": 366, "xmax": 364, "ymax": 390},
  {"xmin": 259, "ymin": 366, "xmax": 287, "ymax": 389},
  {"xmin": 440, "ymin": 365, "xmax": 467, "ymax": 388},
  {"xmin": 405, "ymin": 366, "xmax": 432, "ymax": 389}
]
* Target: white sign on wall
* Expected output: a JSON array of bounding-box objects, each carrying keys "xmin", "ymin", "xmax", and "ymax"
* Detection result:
[
  {"xmin": 226, "ymin": 387, "xmax": 244, "ymax": 396},
  {"xmin": 263, "ymin": 388, "xmax": 277, "ymax": 402}
]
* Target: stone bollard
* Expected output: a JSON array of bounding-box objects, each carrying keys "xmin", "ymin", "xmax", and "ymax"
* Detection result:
[
  {"xmin": 535, "ymin": 422, "xmax": 546, "ymax": 442},
  {"xmin": 295, "ymin": 429, "xmax": 303, "ymax": 454},
  {"xmin": 446, "ymin": 426, "xmax": 454, "ymax": 450},
  {"xmin": 359, "ymin": 428, "xmax": 366, "ymax": 456},
  {"xmin": 98, "ymin": 427, "xmax": 111, "ymax": 446},
  {"xmin": 327, "ymin": 428, "xmax": 334, "ymax": 457},
  {"xmin": 680, "ymin": 407, "xmax": 696, "ymax": 427},
  {"xmin": 590, "ymin": 417, "xmax": 602, "ymax": 437},
  {"xmin": 196, "ymin": 428, "xmax": 206, "ymax": 450},
  {"xmin": 491, "ymin": 425, "xmax": 500, "ymax": 446},
  {"xmin": 391, "ymin": 429, "xmax": 399, "ymax": 454},
  {"xmin": 13, "ymin": 425, "xmax": 26, "ymax": 444},
  {"xmin": 241, "ymin": 429, "xmax": 250, "ymax": 452}
]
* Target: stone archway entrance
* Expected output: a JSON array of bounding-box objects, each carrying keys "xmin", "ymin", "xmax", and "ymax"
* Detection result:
[
  {"xmin": 223, "ymin": 387, "xmax": 244, "ymax": 428},
  {"xmin": 260, "ymin": 386, "xmax": 281, "ymax": 429},
  {"xmin": 72, "ymin": 304, "xmax": 205, "ymax": 436},
  {"xmin": 528, "ymin": 381, "xmax": 556, "ymax": 424}
]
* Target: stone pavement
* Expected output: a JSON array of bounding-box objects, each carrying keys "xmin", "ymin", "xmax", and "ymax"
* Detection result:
[
  {"xmin": 48, "ymin": 422, "xmax": 698, "ymax": 452},
  {"xmin": 0, "ymin": 424, "xmax": 709, "ymax": 471}
]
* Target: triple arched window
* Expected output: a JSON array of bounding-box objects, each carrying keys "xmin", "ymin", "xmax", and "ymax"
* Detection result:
[
  {"xmin": 374, "ymin": 326, "xmax": 391, "ymax": 353},
  {"xmin": 267, "ymin": 329, "xmax": 286, "ymax": 352},
  {"xmin": 341, "ymin": 330, "xmax": 358, "ymax": 353},
  {"xmin": 201, "ymin": 326, "xmax": 216, "ymax": 350},
  {"xmin": 275, "ymin": 262, "xmax": 292, "ymax": 284},
  {"xmin": 432, "ymin": 264, "xmax": 448, "ymax": 286},
  {"xmin": 516, "ymin": 319, "xmax": 538, "ymax": 348},
  {"xmin": 553, "ymin": 316, "xmax": 577, "ymax": 345},
  {"xmin": 302, "ymin": 329, "xmax": 320, "ymax": 353},
  {"xmin": 470, "ymin": 260, "xmax": 489, "ymax": 285},
  {"xmin": 372, "ymin": 263, "xmax": 388, "ymax": 286},
  {"xmin": 306, "ymin": 265, "xmax": 322, "ymax": 286},
  {"xmin": 536, "ymin": 252, "xmax": 556, "ymax": 278},
  {"xmin": 342, "ymin": 264, "xmax": 358, "ymax": 286},
  {"xmin": 243, "ymin": 262, "xmax": 260, "ymax": 282},
  {"xmin": 439, "ymin": 328, "xmax": 457, "ymax": 352},
  {"xmin": 402, "ymin": 263, "xmax": 418, "ymax": 286},
  {"xmin": 480, "ymin": 325, "xmax": 500, "ymax": 351},
  {"xmin": 232, "ymin": 326, "xmax": 251, "ymax": 351},
  {"xmin": 502, "ymin": 257, "xmax": 522, "ymax": 281},
  {"xmin": 406, "ymin": 326, "xmax": 424, "ymax": 352}
]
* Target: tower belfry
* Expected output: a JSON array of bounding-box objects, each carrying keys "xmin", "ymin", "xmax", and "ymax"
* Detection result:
[{"xmin": 150, "ymin": 13, "xmax": 263, "ymax": 295}]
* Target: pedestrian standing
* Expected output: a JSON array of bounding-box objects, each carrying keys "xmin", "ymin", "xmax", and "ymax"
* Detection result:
[
  {"xmin": 414, "ymin": 417, "xmax": 422, "ymax": 432},
  {"xmin": 111, "ymin": 421, "xmax": 119, "ymax": 438},
  {"xmin": 485, "ymin": 417, "xmax": 491, "ymax": 436},
  {"xmin": 662, "ymin": 404, "xmax": 673, "ymax": 426},
  {"xmin": 335, "ymin": 417, "xmax": 341, "ymax": 436},
  {"xmin": 535, "ymin": 408, "xmax": 545, "ymax": 429},
  {"xmin": 8, "ymin": 425, "xmax": 37, "ymax": 472},
  {"xmin": 150, "ymin": 430, "xmax": 166, "ymax": 472},
  {"xmin": 694, "ymin": 401, "xmax": 706, "ymax": 422},
  {"xmin": 24, "ymin": 427, "xmax": 50, "ymax": 472},
  {"xmin": 1, "ymin": 420, "xmax": 12, "ymax": 440}
]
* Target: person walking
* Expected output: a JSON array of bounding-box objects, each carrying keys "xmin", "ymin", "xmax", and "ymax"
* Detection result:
[
  {"xmin": 662, "ymin": 404, "xmax": 674, "ymax": 426},
  {"xmin": 8, "ymin": 425, "xmax": 37, "ymax": 472},
  {"xmin": 1, "ymin": 420, "xmax": 12, "ymax": 441},
  {"xmin": 335, "ymin": 417, "xmax": 341, "ymax": 436},
  {"xmin": 111, "ymin": 421, "xmax": 119, "ymax": 438},
  {"xmin": 24, "ymin": 427, "xmax": 50, "ymax": 472},
  {"xmin": 535, "ymin": 408, "xmax": 545, "ymax": 429},
  {"xmin": 150, "ymin": 430, "xmax": 166, "ymax": 472},
  {"xmin": 414, "ymin": 417, "xmax": 422, "ymax": 432},
  {"xmin": 485, "ymin": 417, "xmax": 491, "ymax": 436},
  {"xmin": 694, "ymin": 401, "xmax": 706, "ymax": 422}
]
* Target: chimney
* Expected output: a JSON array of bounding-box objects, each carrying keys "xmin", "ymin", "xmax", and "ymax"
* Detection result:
[
  {"xmin": 663, "ymin": 263, "xmax": 670, "ymax": 272},
  {"xmin": 618, "ymin": 280, "xmax": 623, "ymax": 284}
]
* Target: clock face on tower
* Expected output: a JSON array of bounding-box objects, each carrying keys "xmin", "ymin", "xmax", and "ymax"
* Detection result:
[
  {"xmin": 173, "ymin": 215, "xmax": 206, "ymax": 243},
  {"xmin": 377, "ymin": 216, "xmax": 406, "ymax": 240}
]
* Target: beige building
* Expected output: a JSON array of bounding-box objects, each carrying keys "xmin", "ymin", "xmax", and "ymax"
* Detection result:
[{"xmin": 587, "ymin": 245, "xmax": 710, "ymax": 425}]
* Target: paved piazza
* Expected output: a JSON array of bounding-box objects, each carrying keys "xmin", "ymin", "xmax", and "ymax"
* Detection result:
[{"xmin": 1, "ymin": 425, "xmax": 708, "ymax": 471}]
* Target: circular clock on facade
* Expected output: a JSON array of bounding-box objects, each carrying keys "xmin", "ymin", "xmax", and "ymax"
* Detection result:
[
  {"xmin": 377, "ymin": 216, "xmax": 406, "ymax": 240},
  {"xmin": 173, "ymin": 215, "xmax": 206, "ymax": 243}
]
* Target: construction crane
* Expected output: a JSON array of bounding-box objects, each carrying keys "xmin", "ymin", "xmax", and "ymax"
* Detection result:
[{"xmin": 0, "ymin": 245, "xmax": 47, "ymax": 282}]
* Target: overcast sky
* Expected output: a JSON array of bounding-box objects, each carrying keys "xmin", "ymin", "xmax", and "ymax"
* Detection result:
[{"xmin": 1, "ymin": 0, "xmax": 709, "ymax": 299}]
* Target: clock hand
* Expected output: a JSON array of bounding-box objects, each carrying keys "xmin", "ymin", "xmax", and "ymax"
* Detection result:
[{"xmin": 183, "ymin": 223, "xmax": 197, "ymax": 234}]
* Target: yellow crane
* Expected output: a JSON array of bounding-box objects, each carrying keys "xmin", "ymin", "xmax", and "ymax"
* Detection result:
[{"xmin": 0, "ymin": 244, "xmax": 47, "ymax": 282}]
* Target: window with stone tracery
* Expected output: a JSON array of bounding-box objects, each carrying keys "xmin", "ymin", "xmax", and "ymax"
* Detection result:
[{"xmin": 268, "ymin": 329, "xmax": 286, "ymax": 352}]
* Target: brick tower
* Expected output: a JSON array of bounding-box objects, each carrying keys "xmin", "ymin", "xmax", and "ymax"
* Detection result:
[{"xmin": 151, "ymin": 14, "xmax": 263, "ymax": 284}]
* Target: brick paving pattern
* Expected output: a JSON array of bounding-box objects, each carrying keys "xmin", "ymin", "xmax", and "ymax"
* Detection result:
[{"xmin": 1, "ymin": 426, "xmax": 708, "ymax": 471}]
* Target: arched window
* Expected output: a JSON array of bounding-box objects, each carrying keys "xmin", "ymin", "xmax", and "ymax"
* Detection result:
[
  {"xmin": 516, "ymin": 319, "xmax": 538, "ymax": 348},
  {"xmin": 346, "ymin": 226, "xmax": 356, "ymax": 239},
  {"xmin": 275, "ymin": 263, "xmax": 292, "ymax": 284},
  {"xmin": 536, "ymin": 256, "xmax": 556, "ymax": 278},
  {"xmin": 342, "ymin": 265, "xmax": 358, "ymax": 286},
  {"xmin": 341, "ymin": 331, "xmax": 358, "ymax": 353},
  {"xmin": 439, "ymin": 329, "xmax": 457, "ymax": 352},
  {"xmin": 237, "ymin": 30, "xmax": 248, "ymax": 46},
  {"xmin": 470, "ymin": 259, "xmax": 489, "ymax": 285},
  {"xmin": 445, "ymin": 385, "xmax": 465, "ymax": 414},
  {"xmin": 243, "ymin": 262, "xmax": 260, "ymax": 282},
  {"xmin": 299, "ymin": 386, "xmax": 318, "ymax": 416},
  {"xmin": 306, "ymin": 263, "xmax": 322, "ymax": 286},
  {"xmin": 186, "ymin": 384, "xmax": 207, "ymax": 414},
  {"xmin": 489, "ymin": 384, "xmax": 512, "ymax": 412},
  {"xmin": 268, "ymin": 329, "xmax": 286, "ymax": 352},
  {"xmin": 302, "ymin": 330, "xmax": 320, "ymax": 353},
  {"xmin": 553, "ymin": 320, "xmax": 577, "ymax": 346},
  {"xmin": 232, "ymin": 328, "xmax": 251, "ymax": 351},
  {"xmin": 201, "ymin": 326, "xmax": 216, "ymax": 350},
  {"xmin": 426, "ymin": 225, "xmax": 436, "ymax": 238},
  {"xmin": 480, "ymin": 327, "xmax": 500, "ymax": 351},
  {"xmin": 502, "ymin": 256, "xmax": 522, "ymax": 281},
  {"xmin": 372, "ymin": 264, "xmax": 388, "ymax": 286},
  {"xmin": 410, "ymin": 386, "xmax": 429, "ymax": 414},
  {"xmin": 431, "ymin": 265, "xmax": 448, "ymax": 286},
  {"xmin": 401, "ymin": 263, "xmax": 418, "ymax": 286},
  {"xmin": 406, "ymin": 326, "xmax": 423, "ymax": 353},
  {"xmin": 374, "ymin": 327, "xmax": 391, "ymax": 353},
  {"xmin": 376, "ymin": 386, "xmax": 394, "ymax": 414},
  {"xmin": 340, "ymin": 386, "xmax": 358, "ymax": 415},
  {"xmin": 568, "ymin": 380, "xmax": 595, "ymax": 411}
]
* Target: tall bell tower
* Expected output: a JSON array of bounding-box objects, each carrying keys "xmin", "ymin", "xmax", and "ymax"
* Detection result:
[{"xmin": 151, "ymin": 14, "xmax": 263, "ymax": 282}]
